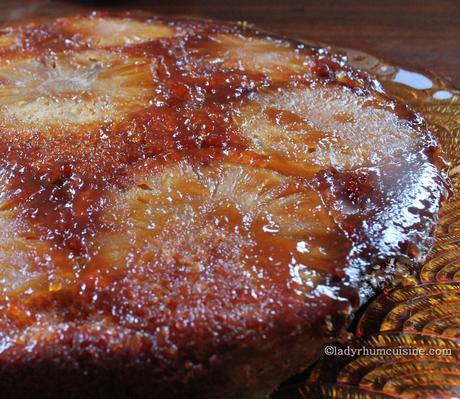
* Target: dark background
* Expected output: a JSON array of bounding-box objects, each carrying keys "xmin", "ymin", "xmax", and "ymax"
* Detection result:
[{"xmin": 1, "ymin": 0, "xmax": 459, "ymax": 87}]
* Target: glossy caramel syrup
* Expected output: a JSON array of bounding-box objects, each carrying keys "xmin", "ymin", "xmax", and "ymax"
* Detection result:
[{"xmin": 0, "ymin": 12, "xmax": 447, "ymax": 369}]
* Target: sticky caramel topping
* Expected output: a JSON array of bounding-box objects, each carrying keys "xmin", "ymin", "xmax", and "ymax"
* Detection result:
[{"xmin": 0, "ymin": 12, "xmax": 446, "ymax": 363}]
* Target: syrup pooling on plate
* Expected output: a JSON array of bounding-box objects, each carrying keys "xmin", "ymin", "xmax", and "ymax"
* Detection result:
[{"xmin": 0, "ymin": 13, "xmax": 446, "ymax": 358}]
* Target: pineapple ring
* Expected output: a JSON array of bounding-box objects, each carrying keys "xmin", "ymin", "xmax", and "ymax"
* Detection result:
[
  {"xmin": 0, "ymin": 32, "xmax": 16, "ymax": 49},
  {"xmin": 202, "ymin": 33, "xmax": 312, "ymax": 80},
  {"xmin": 0, "ymin": 196, "xmax": 53, "ymax": 295},
  {"xmin": 0, "ymin": 50, "xmax": 155, "ymax": 130},
  {"xmin": 234, "ymin": 85, "xmax": 420, "ymax": 170},
  {"xmin": 93, "ymin": 161, "xmax": 350, "ymax": 296},
  {"xmin": 61, "ymin": 17, "xmax": 177, "ymax": 47}
]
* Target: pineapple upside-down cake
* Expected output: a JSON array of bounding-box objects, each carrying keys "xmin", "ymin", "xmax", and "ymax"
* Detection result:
[{"xmin": 0, "ymin": 11, "xmax": 448, "ymax": 399}]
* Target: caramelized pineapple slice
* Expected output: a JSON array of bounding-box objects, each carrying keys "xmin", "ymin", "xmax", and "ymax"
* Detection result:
[
  {"xmin": 234, "ymin": 85, "xmax": 420, "ymax": 170},
  {"xmin": 202, "ymin": 34, "xmax": 312, "ymax": 80},
  {"xmin": 0, "ymin": 196, "xmax": 52, "ymax": 295},
  {"xmin": 0, "ymin": 221, "xmax": 49, "ymax": 294},
  {"xmin": 0, "ymin": 31, "xmax": 16, "ymax": 48},
  {"xmin": 0, "ymin": 50, "xmax": 155, "ymax": 130},
  {"xmin": 61, "ymin": 16, "xmax": 176, "ymax": 47},
  {"xmin": 93, "ymin": 161, "xmax": 350, "ymax": 298}
]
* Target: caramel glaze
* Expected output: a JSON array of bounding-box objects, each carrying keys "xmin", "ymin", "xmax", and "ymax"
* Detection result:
[{"xmin": 0, "ymin": 11, "xmax": 447, "ymax": 385}]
